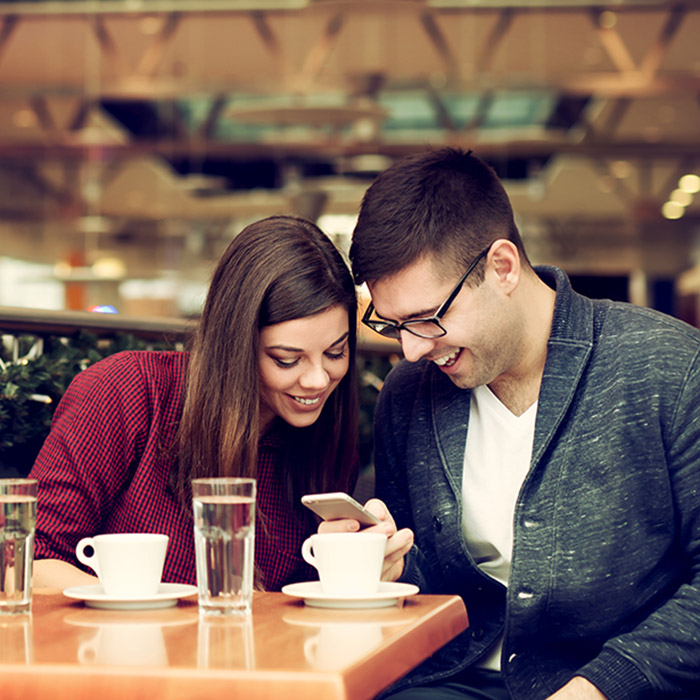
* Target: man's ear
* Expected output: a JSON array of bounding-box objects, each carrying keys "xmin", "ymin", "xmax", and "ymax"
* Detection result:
[{"xmin": 487, "ymin": 239, "xmax": 521, "ymax": 294}]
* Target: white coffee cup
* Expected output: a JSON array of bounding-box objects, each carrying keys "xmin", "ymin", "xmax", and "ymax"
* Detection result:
[
  {"xmin": 75, "ymin": 533, "xmax": 169, "ymax": 598},
  {"xmin": 301, "ymin": 532, "xmax": 387, "ymax": 596}
]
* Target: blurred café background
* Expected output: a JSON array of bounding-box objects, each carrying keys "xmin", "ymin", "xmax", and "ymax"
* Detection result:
[{"xmin": 1, "ymin": 0, "xmax": 699, "ymax": 477}]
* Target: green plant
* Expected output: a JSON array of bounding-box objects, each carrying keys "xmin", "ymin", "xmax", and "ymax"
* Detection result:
[
  {"xmin": 0, "ymin": 330, "xmax": 394, "ymax": 481},
  {"xmin": 0, "ymin": 332, "xmax": 171, "ymax": 477}
]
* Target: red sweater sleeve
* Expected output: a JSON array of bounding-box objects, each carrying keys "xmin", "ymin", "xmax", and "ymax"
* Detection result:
[{"xmin": 30, "ymin": 352, "xmax": 156, "ymax": 565}]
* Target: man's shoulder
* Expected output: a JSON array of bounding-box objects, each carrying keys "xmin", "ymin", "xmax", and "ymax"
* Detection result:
[
  {"xmin": 599, "ymin": 301, "xmax": 700, "ymax": 352},
  {"xmin": 383, "ymin": 357, "xmax": 434, "ymax": 392},
  {"xmin": 581, "ymin": 302, "xmax": 700, "ymax": 402},
  {"xmin": 378, "ymin": 359, "xmax": 443, "ymax": 418}
]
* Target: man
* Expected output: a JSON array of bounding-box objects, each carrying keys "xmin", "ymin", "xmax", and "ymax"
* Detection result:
[{"xmin": 323, "ymin": 148, "xmax": 700, "ymax": 699}]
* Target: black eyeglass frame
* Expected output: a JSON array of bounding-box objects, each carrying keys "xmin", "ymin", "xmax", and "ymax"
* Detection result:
[{"xmin": 362, "ymin": 246, "xmax": 491, "ymax": 340}]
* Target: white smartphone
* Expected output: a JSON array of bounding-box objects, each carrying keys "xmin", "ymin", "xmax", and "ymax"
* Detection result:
[{"xmin": 301, "ymin": 492, "xmax": 381, "ymax": 527}]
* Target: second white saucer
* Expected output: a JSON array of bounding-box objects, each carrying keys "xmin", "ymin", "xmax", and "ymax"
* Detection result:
[
  {"xmin": 281, "ymin": 581, "xmax": 419, "ymax": 609},
  {"xmin": 63, "ymin": 583, "xmax": 197, "ymax": 610}
]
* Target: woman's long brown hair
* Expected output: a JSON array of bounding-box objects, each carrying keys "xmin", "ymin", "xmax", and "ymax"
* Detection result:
[{"xmin": 173, "ymin": 215, "xmax": 359, "ymax": 511}]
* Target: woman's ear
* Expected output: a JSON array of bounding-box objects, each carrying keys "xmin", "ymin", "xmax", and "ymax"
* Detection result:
[{"xmin": 487, "ymin": 239, "xmax": 521, "ymax": 294}]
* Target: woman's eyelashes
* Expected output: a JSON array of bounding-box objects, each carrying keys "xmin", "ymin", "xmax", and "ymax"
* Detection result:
[
  {"xmin": 273, "ymin": 357, "xmax": 299, "ymax": 368},
  {"xmin": 325, "ymin": 345, "xmax": 348, "ymax": 360},
  {"xmin": 271, "ymin": 345, "xmax": 348, "ymax": 369}
]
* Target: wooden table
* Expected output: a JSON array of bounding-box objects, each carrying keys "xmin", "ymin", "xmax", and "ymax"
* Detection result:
[{"xmin": 1, "ymin": 588, "xmax": 468, "ymax": 700}]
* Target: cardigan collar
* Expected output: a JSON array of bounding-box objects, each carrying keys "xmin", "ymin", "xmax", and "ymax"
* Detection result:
[{"xmin": 429, "ymin": 265, "xmax": 598, "ymax": 487}]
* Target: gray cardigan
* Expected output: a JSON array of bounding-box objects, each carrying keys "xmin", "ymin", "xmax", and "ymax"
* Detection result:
[{"xmin": 374, "ymin": 266, "xmax": 700, "ymax": 699}]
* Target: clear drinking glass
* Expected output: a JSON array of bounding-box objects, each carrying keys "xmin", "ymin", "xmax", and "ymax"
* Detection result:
[
  {"xmin": 0, "ymin": 478, "xmax": 38, "ymax": 614},
  {"xmin": 192, "ymin": 477, "xmax": 256, "ymax": 615}
]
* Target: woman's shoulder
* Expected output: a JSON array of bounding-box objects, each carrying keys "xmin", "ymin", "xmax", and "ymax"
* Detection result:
[
  {"xmin": 83, "ymin": 349, "xmax": 188, "ymax": 378},
  {"xmin": 65, "ymin": 350, "xmax": 189, "ymax": 403}
]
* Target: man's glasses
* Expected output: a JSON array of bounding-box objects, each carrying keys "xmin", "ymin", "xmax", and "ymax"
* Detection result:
[{"xmin": 362, "ymin": 246, "xmax": 490, "ymax": 340}]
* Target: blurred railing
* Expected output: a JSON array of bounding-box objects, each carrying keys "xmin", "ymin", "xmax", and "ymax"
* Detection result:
[
  {"xmin": 0, "ymin": 306, "xmax": 397, "ymax": 479},
  {"xmin": 0, "ymin": 306, "xmax": 400, "ymax": 354},
  {"xmin": 0, "ymin": 306, "xmax": 193, "ymax": 344}
]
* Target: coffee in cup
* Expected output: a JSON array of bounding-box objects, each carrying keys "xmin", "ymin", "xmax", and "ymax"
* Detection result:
[
  {"xmin": 75, "ymin": 533, "xmax": 169, "ymax": 597},
  {"xmin": 301, "ymin": 532, "xmax": 387, "ymax": 596}
]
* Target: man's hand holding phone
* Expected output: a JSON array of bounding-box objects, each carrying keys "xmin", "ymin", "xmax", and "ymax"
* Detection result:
[{"xmin": 309, "ymin": 495, "xmax": 414, "ymax": 582}]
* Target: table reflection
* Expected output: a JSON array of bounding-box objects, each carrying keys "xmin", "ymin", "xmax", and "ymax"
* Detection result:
[
  {"xmin": 78, "ymin": 621, "xmax": 168, "ymax": 666},
  {"xmin": 283, "ymin": 605, "xmax": 420, "ymax": 671},
  {"xmin": 63, "ymin": 606, "xmax": 198, "ymax": 667},
  {"xmin": 0, "ymin": 614, "xmax": 33, "ymax": 664},
  {"xmin": 197, "ymin": 615, "xmax": 255, "ymax": 669},
  {"xmin": 304, "ymin": 621, "xmax": 383, "ymax": 669}
]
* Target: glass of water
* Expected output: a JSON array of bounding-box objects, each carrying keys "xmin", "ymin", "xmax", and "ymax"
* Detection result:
[
  {"xmin": 192, "ymin": 477, "xmax": 256, "ymax": 615},
  {"xmin": 0, "ymin": 478, "xmax": 38, "ymax": 615}
]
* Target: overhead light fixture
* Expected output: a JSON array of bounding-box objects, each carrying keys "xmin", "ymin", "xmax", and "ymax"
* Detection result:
[
  {"xmin": 669, "ymin": 189, "xmax": 693, "ymax": 207},
  {"xmin": 678, "ymin": 174, "xmax": 700, "ymax": 194},
  {"xmin": 77, "ymin": 216, "xmax": 112, "ymax": 234},
  {"xmin": 662, "ymin": 201, "xmax": 684, "ymax": 220},
  {"xmin": 610, "ymin": 160, "xmax": 631, "ymax": 179},
  {"xmin": 92, "ymin": 257, "xmax": 127, "ymax": 279},
  {"xmin": 12, "ymin": 109, "xmax": 37, "ymax": 129},
  {"xmin": 53, "ymin": 262, "xmax": 72, "ymax": 278},
  {"xmin": 598, "ymin": 11, "xmax": 617, "ymax": 29},
  {"xmin": 340, "ymin": 154, "xmax": 393, "ymax": 174}
]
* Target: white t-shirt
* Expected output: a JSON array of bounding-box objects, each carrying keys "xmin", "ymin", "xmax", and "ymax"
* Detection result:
[{"xmin": 461, "ymin": 384, "xmax": 537, "ymax": 670}]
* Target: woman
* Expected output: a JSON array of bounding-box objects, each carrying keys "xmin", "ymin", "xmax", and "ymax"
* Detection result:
[{"xmin": 30, "ymin": 215, "xmax": 359, "ymax": 591}]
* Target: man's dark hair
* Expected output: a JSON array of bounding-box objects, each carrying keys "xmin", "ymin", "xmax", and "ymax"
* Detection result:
[{"xmin": 350, "ymin": 147, "xmax": 529, "ymax": 285}]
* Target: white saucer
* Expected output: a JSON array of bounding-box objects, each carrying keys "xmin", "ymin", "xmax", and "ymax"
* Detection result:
[
  {"xmin": 281, "ymin": 581, "xmax": 419, "ymax": 609},
  {"xmin": 63, "ymin": 583, "xmax": 198, "ymax": 610}
]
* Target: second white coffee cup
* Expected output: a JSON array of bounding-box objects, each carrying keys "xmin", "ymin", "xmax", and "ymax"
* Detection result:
[
  {"xmin": 75, "ymin": 533, "xmax": 169, "ymax": 597},
  {"xmin": 301, "ymin": 532, "xmax": 387, "ymax": 596}
]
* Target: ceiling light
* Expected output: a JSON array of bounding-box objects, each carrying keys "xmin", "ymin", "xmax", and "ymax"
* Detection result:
[
  {"xmin": 92, "ymin": 257, "xmax": 126, "ymax": 279},
  {"xmin": 662, "ymin": 201, "xmax": 684, "ymax": 220},
  {"xmin": 77, "ymin": 216, "xmax": 112, "ymax": 234},
  {"xmin": 342, "ymin": 154, "xmax": 393, "ymax": 174},
  {"xmin": 599, "ymin": 11, "xmax": 617, "ymax": 29},
  {"xmin": 53, "ymin": 262, "xmax": 72, "ymax": 278},
  {"xmin": 669, "ymin": 189, "xmax": 693, "ymax": 207},
  {"xmin": 12, "ymin": 109, "xmax": 37, "ymax": 128},
  {"xmin": 679, "ymin": 174, "xmax": 700, "ymax": 194},
  {"xmin": 140, "ymin": 16, "xmax": 161, "ymax": 35},
  {"xmin": 611, "ymin": 160, "xmax": 631, "ymax": 179}
]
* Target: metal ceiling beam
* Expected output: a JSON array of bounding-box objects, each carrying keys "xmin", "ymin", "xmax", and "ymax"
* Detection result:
[
  {"xmin": 420, "ymin": 9, "xmax": 459, "ymax": 81},
  {"xmin": 0, "ymin": 13, "xmax": 17, "ymax": 64},
  {"xmin": 90, "ymin": 15, "xmax": 131, "ymax": 80},
  {"xmin": 475, "ymin": 7, "xmax": 514, "ymax": 75},
  {"xmin": 639, "ymin": 3, "xmax": 687, "ymax": 79},
  {"xmin": 0, "ymin": 1, "xmax": 686, "ymax": 18},
  {"xmin": 198, "ymin": 94, "xmax": 229, "ymax": 140},
  {"xmin": 250, "ymin": 10, "xmax": 282, "ymax": 63},
  {"xmin": 0, "ymin": 138, "xmax": 697, "ymax": 161},
  {"xmin": 590, "ymin": 9, "xmax": 638, "ymax": 74},
  {"xmin": 1, "ymin": 71, "xmax": 698, "ymax": 100},
  {"xmin": 134, "ymin": 13, "xmax": 182, "ymax": 79},
  {"xmin": 296, "ymin": 11, "xmax": 344, "ymax": 91}
]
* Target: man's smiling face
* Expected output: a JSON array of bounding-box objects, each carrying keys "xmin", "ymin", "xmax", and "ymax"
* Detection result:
[{"xmin": 367, "ymin": 253, "xmax": 522, "ymax": 391}]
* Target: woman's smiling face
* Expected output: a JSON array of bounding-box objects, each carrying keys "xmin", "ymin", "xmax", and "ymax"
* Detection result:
[{"xmin": 258, "ymin": 305, "xmax": 350, "ymax": 430}]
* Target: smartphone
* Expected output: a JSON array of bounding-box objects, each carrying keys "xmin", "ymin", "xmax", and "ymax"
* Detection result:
[{"xmin": 301, "ymin": 492, "xmax": 381, "ymax": 527}]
